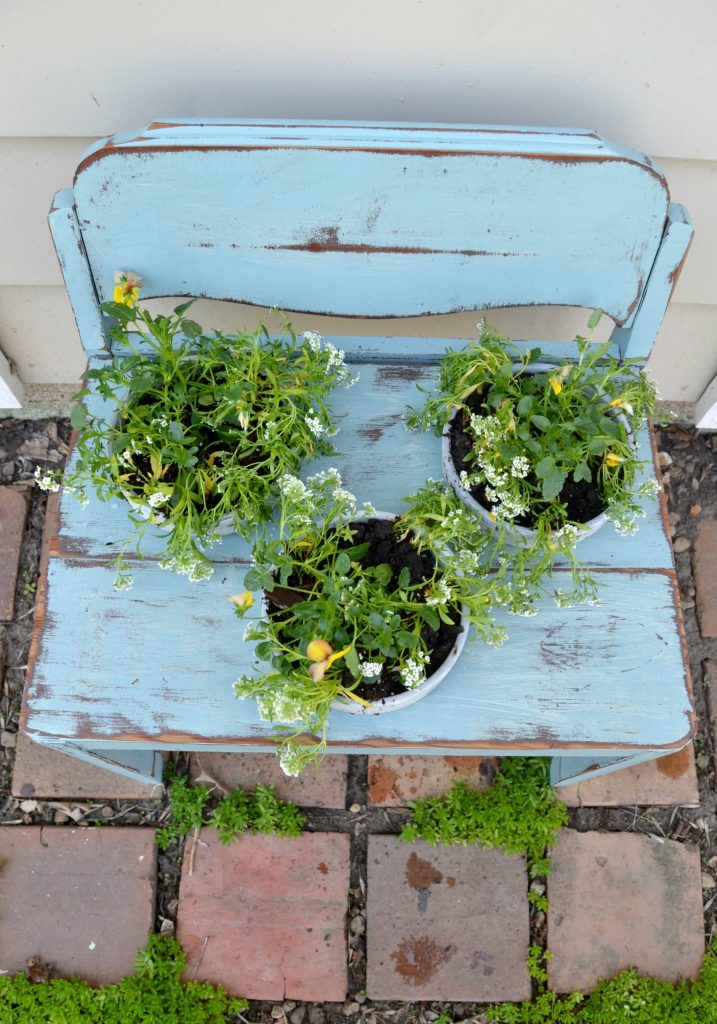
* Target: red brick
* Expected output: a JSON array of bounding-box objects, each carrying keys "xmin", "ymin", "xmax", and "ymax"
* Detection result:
[
  {"xmin": 694, "ymin": 518, "xmax": 717, "ymax": 638},
  {"xmin": 548, "ymin": 830, "xmax": 704, "ymax": 992},
  {"xmin": 176, "ymin": 830, "xmax": 349, "ymax": 1001},
  {"xmin": 366, "ymin": 836, "xmax": 530, "ymax": 1002},
  {"xmin": 0, "ymin": 827, "xmax": 156, "ymax": 983},
  {"xmin": 189, "ymin": 752, "xmax": 348, "ymax": 808},
  {"xmin": 12, "ymin": 731, "xmax": 164, "ymax": 800},
  {"xmin": 367, "ymin": 755, "xmax": 498, "ymax": 806},
  {"xmin": 0, "ymin": 487, "xmax": 27, "ymax": 620},
  {"xmin": 558, "ymin": 746, "xmax": 699, "ymax": 807}
]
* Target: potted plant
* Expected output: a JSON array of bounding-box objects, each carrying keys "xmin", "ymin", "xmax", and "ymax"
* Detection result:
[
  {"xmin": 37, "ymin": 274, "xmax": 355, "ymax": 588},
  {"xmin": 231, "ymin": 472, "xmax": 518, "ymax": 775},
  {"xmin": 405, "ymin": 316, "xmax": 660, "ymax": 605}
]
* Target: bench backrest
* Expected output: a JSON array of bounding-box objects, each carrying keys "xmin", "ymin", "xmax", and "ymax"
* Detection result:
[{"xmin": 50, "ymin": 119, "xmax": 692, "ymax": 361}]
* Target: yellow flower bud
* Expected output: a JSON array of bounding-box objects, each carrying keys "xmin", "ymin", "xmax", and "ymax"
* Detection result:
[
  {"xmin": 307, "ymin": 638, "xmax": 333, "ymax": 662},
  {"xmin": 549, "ymin": 376, "xmax": 563, "ymax": 396}
]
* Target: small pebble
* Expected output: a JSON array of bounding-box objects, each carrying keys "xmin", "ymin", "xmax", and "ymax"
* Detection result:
[
  {"xmin": 529, "ymin": 880, "xmax": 546, "ymax": 897},
  {"xmin": 349, "ymin": 803, "xmax": 361, "ymax": 813},
  {"xmin": 100, "ymin": 805, "xmax": 114, "ymax": 818},
  {"xmin": 690, "ymin": 504, "xmax": 702, "ymax": 517},
  {"xmin": 672, "ymin": 537, "xmax": 691, "ymax": 553},
  {"xmin": 1, "ymin": 730, "xmax": 17, "ymax": 749},
  {"xmin": 353, "ymin": 991, "xmax": 367, "ymax": 1004},
  {"xmin": 702, "ymin": 872, "xmax": 716, "ymax": 890},
  {"xmin": 54, "ymin": 810, "xmax": 71, "ymax": 823},
  {"xmin": 271, "ymin": 1006, "xmax": 286, "ymax": 1020},
  {"xmin": 283, "ymin": 1003, "xmax": 296, "ymax": 1014},
  {"xmin": 308, "ymin": 1008, "xmax": 326, "ymax": 1024},
  {"xmin": 19, "ymin": 799, "xmax": 38, "ymax": 813},
  {"xmin": 343, "ymin": 1000, "xmax": 360, "ymax": 1016},
  {"xmin": 159, "ymin": 917, "xmax": 175, "ymax": 935},
  {"xmin": 290, "ymin": 1008, "xmax": 306, "ymax": 1024},
  {"xmin": 658, "ymin": 451, "xmax": 673, "ymax": 468},
  {"xmin": 350, "ymin": 914, "xmax": 365, "ymax": 936}
]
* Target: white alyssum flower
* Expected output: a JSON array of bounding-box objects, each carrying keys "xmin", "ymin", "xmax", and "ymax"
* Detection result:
[
  {"xmin": 278, "ymin": 474, "xmax": 308, "ymax": 502},
  {"xmin": 426, "ymin": 578, "xmax": 452, "ymax": 606},
  {"xmin": 147, "ymin": 491, "xmax": 169, "ymax": 508},
  {"xmin": 400, "ymin": 650, "xmax": 430, "ymax": 690},
  {"xmin": 158, "ymin": 553, "xmax": 213, "ymax": 582},
  {"xmin": 303, "ymin": 330, "xmax": 323, "ymax": 352},
  {"xmin": 278, "ymin": 745, "xmax": 304, "ymax": 777},
  {"xmin": 359, "ymin": 661, "xmax": 383, "ymax": 678},
  {"xmin": 34, "ymin": 467, "xmax": 60, "ymax": 493},
  {"xmin": 511, "ymin": 456, "xmax": 530, "ymax": 479},
  {"xmin": 305, "ymin": 412, "xmax": 327, "ymax": 438},
  {"xmin": 113, "ymin": 574, "xmax": 134, "ymax": 592}
]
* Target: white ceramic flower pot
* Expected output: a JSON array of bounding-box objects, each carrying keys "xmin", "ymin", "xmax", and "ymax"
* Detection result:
[
  {"xmin": 262, "ymin": 512, "xmax": 469, "ymax": 716},
  {"xmin": 441, "ymin": 361, "xmax": 634, "ymax": 547}
]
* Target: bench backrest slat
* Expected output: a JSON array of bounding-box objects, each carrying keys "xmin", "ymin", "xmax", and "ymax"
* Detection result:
[{"xmin": 51, "ymin": 120, "xmax": 690, "ymax": 361}]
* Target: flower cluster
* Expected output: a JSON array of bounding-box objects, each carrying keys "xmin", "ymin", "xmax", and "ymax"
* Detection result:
[{"xmin": 53, "ymin": 289, "xmax": 351, "ymax": 588}]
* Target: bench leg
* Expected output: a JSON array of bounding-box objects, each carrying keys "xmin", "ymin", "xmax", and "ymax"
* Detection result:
[
  {"xmin": 44, "ymin": 741, "xmax": 164, "ymax": 789},
  {"xmin": 550, "ymin": 750, "xmax": 677, "ymax": 788}
]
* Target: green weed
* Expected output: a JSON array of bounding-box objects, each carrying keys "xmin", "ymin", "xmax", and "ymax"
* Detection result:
[{"xmin": 0, "ymin": 934, "xmax": 247, "ymax": 1023}]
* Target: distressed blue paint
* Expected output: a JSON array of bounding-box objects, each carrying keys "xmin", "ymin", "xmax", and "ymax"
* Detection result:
[
  {"xmin": 25, "ymin": 562, "xmax": 692, "ymax": 753},
  {"xmin": 48, "ymin": 189, "xmax": 106, "ymax": 358},
  {"xmin": 550, "ymin": 750, "xmax": 673, "ymax": 787},
  {"xmin": 32, "ymin": 119, "xmax": 693, "ymax": 783}
]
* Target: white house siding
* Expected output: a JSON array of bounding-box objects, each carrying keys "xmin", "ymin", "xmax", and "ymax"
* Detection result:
[{"xmin": 0, "ymin": 1, "xmax": 714, "ymax": 404}]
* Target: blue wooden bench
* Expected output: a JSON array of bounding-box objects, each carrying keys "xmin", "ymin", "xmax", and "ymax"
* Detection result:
[{"xmin": 22, "ymin": 119, "xmax": 695, "ymax": 789}]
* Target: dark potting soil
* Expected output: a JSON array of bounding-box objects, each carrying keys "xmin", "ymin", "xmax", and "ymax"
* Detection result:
[
  {"xmin": 267, "ymin": 517, "xmax": 463, "ymax": 705},
  {"xmin": 448, "ymin": 388, "xmax": 606, "ymax": 527}
]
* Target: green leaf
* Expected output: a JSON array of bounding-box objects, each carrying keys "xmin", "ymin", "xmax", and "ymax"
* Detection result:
[
  {"xmin": 587, "ymin": 307, "xmax": 603, "ymax": 330},
  {"xmin": 420, "ymin": 605, "xmax": 440, "ymax": 630},
  {"xmin": 168, "ymin": 421, "xmax": 184, "ymax": 442},
  {"xmin": 374, "ymin": 563, "xmax": 393, "ymax": 586},
  {"xmin": 345, "ymin": 646, "xmax": 360, "ymax": 678},
  {"xmin": 70, "ymin": 403, "xmax": 88, "ymax": 429},
  {"xmin": 180, "ymin": 318, "xmax": 202, "ymax": 338},
  {"xmin": 573, "ymin": 461, "xmax": 592, "ymax": 483},
  {"xmin": 335, "ymin": 551, "xmax": 351, "ymax": 575},
  {"xmin": 173, "ymin": 299, "xmax": 196, "ymax": 316},
  {"xmin": 398, "ymin": 566, "xmax": 411, "ymax": 588},
  {"xmin": 517, "ymin": 394, "xmax": 534, "ymax": 416},
  {"xmin": 531, "ymin": 414, "xmax": 551, "ymax": 432},
  {"xmin": 369, "ymin": 611, "xmax": 386, "ymax": 631},
  {"xmin": 587, "ymin": 437, "xmax": 608, "ymax": 455},
  {"xmin": 397, "ymin": 630, "xmax": 419, "ymax": 649},
  {"xmin": 344, "ymin": 541, "xmax": 371, "ymax": 561},
  {"xmin": 535, "ymin": 457, "xmax": 567, "ymax": 501}
]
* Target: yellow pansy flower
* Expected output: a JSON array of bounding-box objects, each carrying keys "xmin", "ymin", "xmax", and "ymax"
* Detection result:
[
  {"xmin": 604, "ymin": 452, "xmax": 623, "ymax": 468},
  {"xmin": 609, "ymin": 398, "xmax": 634, "ymax": 416},
  {"xmin": 307, "ymin": 639, "xmax": 333, "ymax": 662},
  {"xmin": 113, "ymin": 271, "xmax": 141, "ymax": 307},
  {"xmin": 228, "ymin": 591, "xmax": 255, "ymax": 612}
]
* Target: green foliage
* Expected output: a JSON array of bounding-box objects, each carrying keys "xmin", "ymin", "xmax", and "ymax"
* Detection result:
[
  {"xmin": 156, "ymin": 771, "xmax": 305, "ymax": 848},
  {"xmin": 400, "ymin": 758, "xmax": 568, "ymax": 877},
  {"xmin": 41, "ymin": 300, "xmax": 353, "ymax": 588},
  {"xmin": 235, "ymin": 471, "xmax": 517, "ymax": 775},
  {"xmin": 405, "ymin": 318, "xmax": 660, "ymax": 608},
  {"xmin": 209, "ymin": 783, "xmax": 305, "ymax": 843},
  {"xmin": 0, "ymin": 934, "xmax": 248, "ymax": 1023},
  {"xmin": 488, "ymin": 942, "xmax": 717, "ymax": 1023},
  {"xmin": 156, "ymin": 774, "xmax": 211, "ymax": 850}
]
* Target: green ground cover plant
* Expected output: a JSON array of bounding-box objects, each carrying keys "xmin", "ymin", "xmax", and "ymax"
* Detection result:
[
  {"xmin": 400, "ymin": 757, "xmax": 568, "ymax": 876},
  {"xmin": 156, "ymin": 770, "xmax": 305, "ymax": 849},
  {"xmin": 487, "ymin": 940, "xmax": 717, "ymax": 1023},
  {"xmin": 0, "ymin": 934, "xmax": 248, "ymax": 1023}
]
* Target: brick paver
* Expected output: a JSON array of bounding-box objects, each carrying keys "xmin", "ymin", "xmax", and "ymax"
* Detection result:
[
  {"xmin": 558, "ymin": 745, "xmax": 699, "ymax": 807},
  {"xmin": 0, "ymin": 486, "xmax": 27, "ymax": 621},
  {"xmin": 366, "ymin": 836, "xmax": 530, "ymax": 1002},
  {"xmin": 11, "ymin": 732, "xmax": 164, "ymax": 800},
  {"xmin": 0, "ymin": 827, "xmax": 156, "ymax": 983},
  {"xmin": 176, "ymin": 829, "xmax": 350, "ymax": 1001},
  {"xmin": 694, "ymin": 518, "xmax": 717, "ymax": 637},
  {"xmin": 367, "ymin": 755, "xmax": 498, "ymax": 806},
  {"xmin": 548, "ymin": 829, "xmax": 704, "ymax": 992},
  {"xmin": 189, "ymin": 752, "xmax": 348, "ymax": 808}
]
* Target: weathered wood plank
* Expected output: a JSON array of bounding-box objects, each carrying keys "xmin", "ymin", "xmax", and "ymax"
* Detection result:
[
  {"xmin": 24, "ymin": 564, "xmax": 692, "ymax": 752},
  {"xmin": 72, "ymin": 123, "xmax": 668, "ymax": 326}
]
